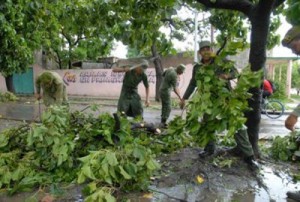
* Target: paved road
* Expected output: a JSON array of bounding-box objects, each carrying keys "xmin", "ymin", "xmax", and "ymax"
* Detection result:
[{"xmin": 0, "ymin": 101, "xmax": 298, "ymax": 138}]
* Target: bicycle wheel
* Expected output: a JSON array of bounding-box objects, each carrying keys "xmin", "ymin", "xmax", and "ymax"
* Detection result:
[{"xmin": 264, "ymin": 100, "xmax": 285, "ymax": 119}]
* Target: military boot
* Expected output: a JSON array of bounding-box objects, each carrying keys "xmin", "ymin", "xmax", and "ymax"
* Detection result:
[
  {"xmin": 287, "ymin": 190, "xmax": 300, "ymax": 201},
  {"xmin": 160, "ymin": 118, "xmax": 168, "ymax": 128},
  {"xmin": 199, "ymin": 141, "xmax": 215, "ymax": 158},
  {"xmin": 244, "ymin": 155, "xmax": 259, "ymax": 170}
]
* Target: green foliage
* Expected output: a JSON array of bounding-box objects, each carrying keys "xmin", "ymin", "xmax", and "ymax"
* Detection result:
[
  {"xmin": 292, "ymin": 63, "xmax": 300, "ymax": 91},
  {"xmin": 212, "ymin": 156, "xmax": 234, "ymax": 168},
  {"xmin": 210, "ymin": 10, "xmax": 248, "ymax": 45},
  {"xmin": 0, "ymin": 106, "xmax": 185, "ymax": 199},
  {"xmin": 270, "ymin": 64, "xmax": 288, "ymax": 100},
  {"xmin": 84, "ymin": 186, "xmax": 116, "ymax": 202},
  {"xmin": 270, "ymin": 80, "xmax": 286, "ymax": 100},
  {"xmin": 160, "ymin": 116, "xmax": 193, "ymax": 152},
  {"xmin": 286, "ymin": 0, "xmax": 300, "ymax": 26},
  {"xmin": 0, "ymin": 0, "xmax": 45, "ymax": 76},
  {"xmin": 42, "ymin": 0, "xmax": 114, "ymax": 69},
  {"xmin": 270, "ymin": 132, "xmax": 300, "ymax": 161},
  {"xmin": 0, "ymin": 92, "xmax": 19, "ymax": 102},
  {"xmin": 169, "ymin": 43, "xmax": 262, "ymax": 146},
  {"xmin": 267, "ymin": 15, "xmax": 281, "ymax": 49},
  {"xmin": 126, "ymin": 47, "xmax": 143, "ymax": 58},
  {"xmin": 0, "ymin": 106, "xmax": 75, "ymax": 194},
  {"xmin": 78, "ymin": 145, "xmax": 160, "ymax": 193},
  {"xmin": 205, "ymin": 2, "xmax": 281, "ymax": 51},
  {"xmin": 125, "ymin": 116, "xmax": 193, "ymax": 154},
  {"xmin": 218, "ymin": 135, "xmax": 236, "ymax": 147}
]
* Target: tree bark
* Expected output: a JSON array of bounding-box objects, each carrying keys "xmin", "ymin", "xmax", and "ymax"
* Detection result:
[
  {"xmin": 68, "ymin": 47, "xmax": 72, "ymax": 69},
  {"xmin": 5, "ymin": 75, "xmax": 15, "ymax": 93},
  {"xmin": 54, "ymin": 49, "xmax": 63, "ymax": 69},
  {"xmin": 245, "ymin": 1, "xmax": 276, "ymax": 158},
  {"xmin": 151, "ymin": 44, "xmax": 164, "ymax": 102}
]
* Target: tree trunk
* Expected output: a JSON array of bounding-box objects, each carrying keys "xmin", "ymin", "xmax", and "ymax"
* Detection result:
[
  {"xmin": 54, "ymin": 49, "xmax": 63, "ymax": 69},
  {"xmin": 246, "ymin": 3, "xmax": 274, "ymax": 158},
  {"xmin": 193, "ymin": 0, "xmax": 285, "ymax": 160},
  {"xmin": 5, "ymin": 75, "xmax": 15, "ymax": 93},
  {"xmin": 151, "ymin": 44, "xmax": 164, "ymax": 102},
  {"xmin": 68, "ymin": 46, "xmax": 72, "ymax": 69}
]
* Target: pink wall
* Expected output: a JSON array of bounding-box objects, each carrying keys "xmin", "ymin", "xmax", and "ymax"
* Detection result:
[
  {"xmin": 0, "ymin": 75, "xmax": 6, "ymax": 92},
  {"xmin": 33, "ymin": 64, "xmax": 194, "ymax": 99}
]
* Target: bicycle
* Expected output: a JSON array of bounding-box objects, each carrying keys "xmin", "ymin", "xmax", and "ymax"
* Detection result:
[{"xmin": 261, "ymin": 97, "xmax": 285, "ymax": 119}]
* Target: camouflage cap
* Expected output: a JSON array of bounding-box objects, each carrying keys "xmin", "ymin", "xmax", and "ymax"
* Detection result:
[
  {"xmin": 199, "ymin": 40, "xmax": 211, "ymax": 49},
  {"xmin": 39, "ymin": 71, "xmax": 53, "ymax": 84},
  {"xmin": 129, "ymin": 59, "xmax": 149, "ymax": 70},
  {"xmin": 176, "ymin": 64, "xmax": 186, "ymax": 72},
  {"xmin": 282, "ymin": 26, "xmax": 300, "ymax": 47},
  {"xmin": 141, "ymin": 59, "xmax": 149, "ymax": 69}
]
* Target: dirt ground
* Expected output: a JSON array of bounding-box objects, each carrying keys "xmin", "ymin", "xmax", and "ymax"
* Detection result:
[
  {"xmin": 148, "ymin": 147, "xmax": 299, "ymax": 202},
  {"xmin": 0, "ymin": 138, "xmax": 298, "ymax": 201}
]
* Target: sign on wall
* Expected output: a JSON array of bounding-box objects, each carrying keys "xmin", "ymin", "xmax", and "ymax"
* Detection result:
[{"xmin": 33, "ymin": 65, "xmax": 193, "ymax": 98}]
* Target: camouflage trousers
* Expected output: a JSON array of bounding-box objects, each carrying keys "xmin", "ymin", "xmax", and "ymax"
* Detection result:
[
  {"xmin": 160, "ymin": 89, "xmax": 171, "ymax": 122},
  {"xmin": 117, "ymin": 90, "xmax": 143, "ymax": 118},
  {"xmin": 204, "ymin": 128, "xmax": 254, "ymax": 158},
  {"xmin": 43, "ymin": 85, "xmax": 68, "ymax": 107}
]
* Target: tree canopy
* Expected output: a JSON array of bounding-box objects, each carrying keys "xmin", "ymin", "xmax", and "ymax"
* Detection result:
[
  {"xmin": 1, "ymin": 0, "xmax": 289, "ymax": 75},
  {"xmin": 286, "ymin": 0, "xmax": 300, "ymax": 25},
  {"xmin": 0, "ymin": 0, "xmax": 46, "ymax": 76}
]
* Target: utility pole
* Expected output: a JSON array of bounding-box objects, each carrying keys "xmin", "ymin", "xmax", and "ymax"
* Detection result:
[
  {"xmin": 211, "ymin": 25, "xmax": 214, "ymax": 44},
  {"xmin": 194, "ymin": 11, "xmax": 198, "ymax": 63}
]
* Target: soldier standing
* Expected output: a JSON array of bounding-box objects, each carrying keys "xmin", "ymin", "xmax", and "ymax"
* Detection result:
[
  {"xmin": 282, "ymin": 26, "xmax": 300, "ymax": 131},
  {"xmin": 113, "ymin": 60, "xmax": 150, "ymax": 118},
  {"xmin": 35, "ymin": 71, "xmax": 68, "ymax": 106},
  {"xmin": 281, "ymin": 26, "xmax": 300, "ymax": 201},
  {"xmin": 159, "ymin": 64, "xmax": 185, "ymax": 127},
  {"xmin": 180, "ymin": 41, "xmax": 258, "ymax": 168}
]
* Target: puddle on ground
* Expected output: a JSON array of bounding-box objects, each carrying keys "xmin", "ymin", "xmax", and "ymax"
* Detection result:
[
  {"xmin": 0, "ymin": 165, "xmax": 299, "ymax": 202},
  {"xmin": 140, "ymin": 165, "xmax": 300, "ymax": 202},
  {"xmin": 232, "ymin": 165, "xmax": 299, "ymax": 202}
]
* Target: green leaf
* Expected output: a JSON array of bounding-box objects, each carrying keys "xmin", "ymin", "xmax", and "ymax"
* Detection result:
[
  {"xmin": 133, "ymin": 146, "xmax": 146, "ymax": 160},
  {"xmin": 124, "ymin": 163, "xmax": 137, "ymax": 177},
  {"xmin": 88, "ymin": 182, "xmax": 97, "ymax": 192},
  {"xmin": 77, "ymin": 172, "xmax": 86, "ymax": 184},
  {"xmin": 109, "ymin": 167, "xmax": 117, "ymax": 180},
  {"xmin": 82, "ymin": 166, "xmax": 95, "ymax": 180},
  {"xmin": 204, "ymin": 76, "xmax": 211, "ymax": 82},
  {"xmin": 104, "ymin": 194, "xmax": 116, "ymax": 202},
  {"xmin": 118, "ymin": 166, "xmax": 131, "ymax": 179},
  {"xmin": 279, "ymin": 152, "xmax": 289, "ymax": 161},
  {"xmin": 106, "ymin": 152, "xmax": 118, "ymax": 166},
  {"xmin": 146, "ymin": 159, "xmax": 160, "ymax": 170},
  {"xmin": 0, "ymin": 133, "xmax": 9, "ymax": 148},
  {"xmin": 104, "ymin": 176, "xmax": 113, "ymax": 185}
]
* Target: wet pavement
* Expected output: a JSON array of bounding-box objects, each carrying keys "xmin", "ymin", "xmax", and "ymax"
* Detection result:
[{"xmin": 0, "ymin": 100, "xmax": 299, "ymax": 138}]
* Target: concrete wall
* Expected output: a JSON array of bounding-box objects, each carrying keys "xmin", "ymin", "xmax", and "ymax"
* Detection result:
[
  {"xmin": 0, "ymin": 49, "xmax": 251, "ymax": 98},
  {"xmin": 32, "ymin": 64, "xmax": 193, "ymax": 99},
  {"xmin": 0, "ymin": 53, "xmax": 195, "ymax": 98}
]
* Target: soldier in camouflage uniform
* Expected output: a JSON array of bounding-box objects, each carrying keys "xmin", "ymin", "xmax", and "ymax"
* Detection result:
[
  {"xmin": 282, "ymin": 26, "xmax": 300, "ymax": 201},
  {"xmin": 35, "ymin": 71, "xmax": 68, "ymax": 106},
  {"xmin": 282, "ymin": 26, "xmax": 300, "ymax": 132},
  {"xmin": 159, "ymin": 64, "xmax": 185, "ymax": 127},
  {"xmin": 113, "ymin": 60, "xmax": 150, "ymax": 118},
  {"xmin": 180, "ymin": 41, "xmax": 258, "ymax": 168}
]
